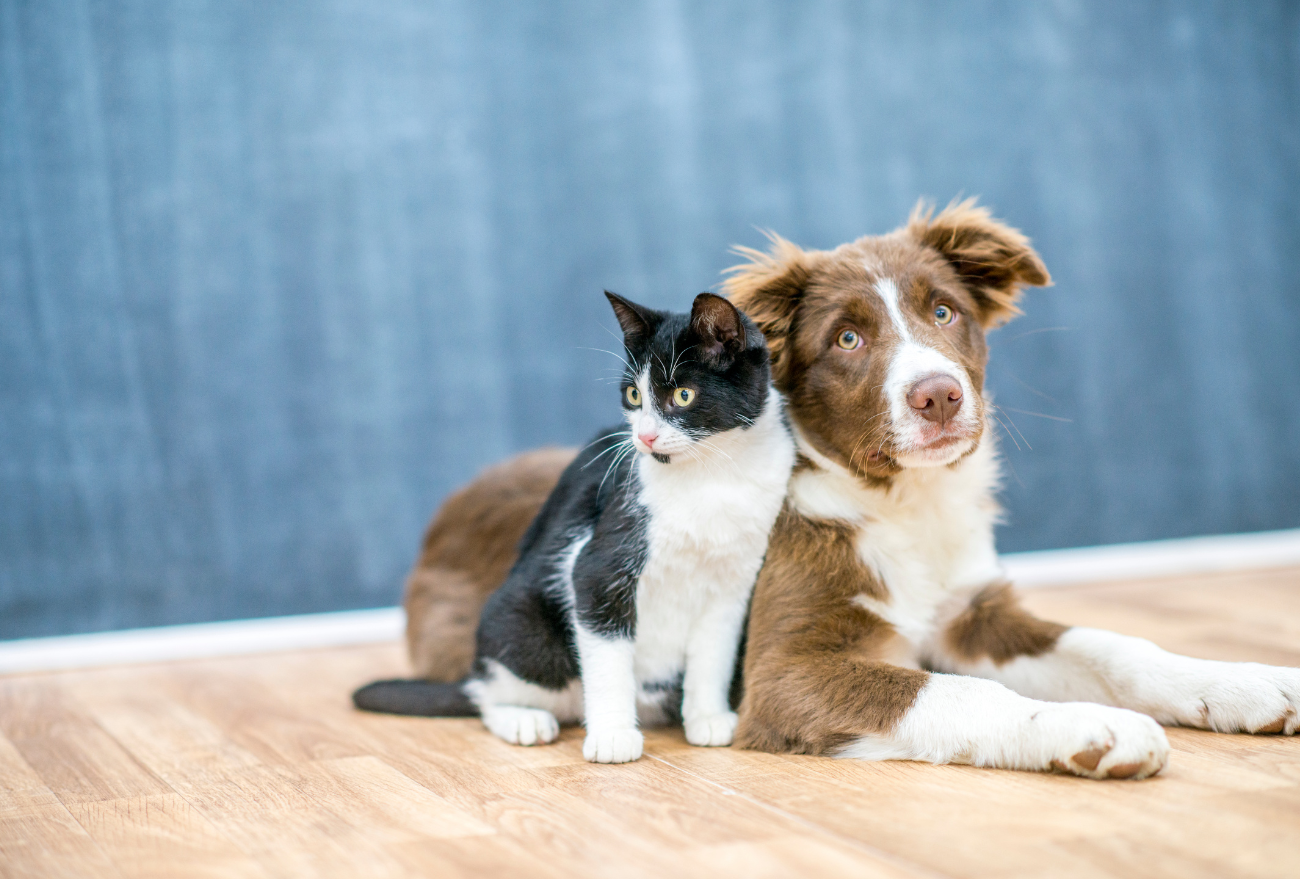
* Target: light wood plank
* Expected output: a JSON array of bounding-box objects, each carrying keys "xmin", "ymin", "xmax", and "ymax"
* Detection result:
[
  {"xmin": 0, "ymin": 803, "xmax": 122, "ymax": 879},
  {"xmin": 0, "ymin": 677, "xmax": 170, "ymax": 806},
  {"xmin": 65, "ymin": 794, "xmax": 268, "ymax": 879}
]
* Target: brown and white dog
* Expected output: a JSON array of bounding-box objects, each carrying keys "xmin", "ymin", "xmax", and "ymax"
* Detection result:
[{"xmin": 398, "ymin": 200, "xmax": 1300, "ymax": 779}]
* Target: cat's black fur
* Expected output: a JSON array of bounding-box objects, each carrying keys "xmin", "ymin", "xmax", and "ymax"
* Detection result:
[{"xmin": 354, "ymin": 293, "xmax": 783, "ymax": 751}]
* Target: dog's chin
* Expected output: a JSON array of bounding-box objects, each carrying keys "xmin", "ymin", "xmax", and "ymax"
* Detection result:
[{"xmin": 892, "ymin": 429, "xmax": 979, "ymax": 469}]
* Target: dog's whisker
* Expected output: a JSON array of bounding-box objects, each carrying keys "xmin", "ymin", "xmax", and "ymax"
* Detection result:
[
  {"xmin": 996, "ymin": 405, "xmax": 1072, "ymax": 424},
  {"xmin": 991, "ymin": 405, "xmax": 1033, "ymax": 450}
]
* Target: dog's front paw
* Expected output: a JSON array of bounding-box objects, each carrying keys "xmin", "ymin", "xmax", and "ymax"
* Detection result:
[
  {"xmin": 1173, "ymin": 664, "xmax": 1300, "ymax": 735},
  {"xmin": 684, "ymin": 711, "xmax": 738, "ymax": 747},
  {"xmin": 1033, "ymin": 703, "xmax": 1169, "ymax": 780},
  {"xmin": 583, "ymin": 727, "xmax": 643, "ymax": 763}
]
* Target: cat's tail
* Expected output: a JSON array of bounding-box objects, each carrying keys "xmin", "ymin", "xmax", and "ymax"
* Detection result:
[{"xmin": 351, "ymin": 678, "xmax": 478, "ymax": 717}]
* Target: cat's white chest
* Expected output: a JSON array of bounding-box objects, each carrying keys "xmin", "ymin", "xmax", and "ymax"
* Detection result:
[{"xmin": 629, "ymin": 419, "xmax": 794, "ymax": 685}]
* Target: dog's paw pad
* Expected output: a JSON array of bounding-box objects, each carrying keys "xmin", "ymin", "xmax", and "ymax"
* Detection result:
[
  {"xmin": 1106, "ymin": 761, "xmax": 1146, "ymax": 779},
  {"xmin": 1255, "ymin": 716, "xmax": 1287, "ymax": 734},
  {"xmin": 1070, "ymin": 744, "xmax": 1112, "ymax": 772}
]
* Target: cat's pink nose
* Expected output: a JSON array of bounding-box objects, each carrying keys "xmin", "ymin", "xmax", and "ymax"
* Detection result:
[{"xmin": 637, "ymin": 429, "xmax": 658, "ymax": 449}]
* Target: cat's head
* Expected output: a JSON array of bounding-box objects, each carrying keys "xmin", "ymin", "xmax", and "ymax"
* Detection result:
[{"xmin": 605, "ymin": 291, "xmax": 772, "ymax": 464}]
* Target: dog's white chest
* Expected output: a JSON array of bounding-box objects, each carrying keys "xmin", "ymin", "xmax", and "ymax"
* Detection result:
[{"xmin": 789, "ymin": 439, "xmax": 1004, "ymax": 649}]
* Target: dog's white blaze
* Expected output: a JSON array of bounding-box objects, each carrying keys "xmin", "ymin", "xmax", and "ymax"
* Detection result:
[
  {"xmin": 867, "ymin": 276, "xmax": 981, "ymax": 466},
  {"xmin": 872, "ymin": 276, "xmax": 913, "ymax": 341},
  {"xmin": 883, "ymin": 340, "xmax": 979, "ymax": 464}
]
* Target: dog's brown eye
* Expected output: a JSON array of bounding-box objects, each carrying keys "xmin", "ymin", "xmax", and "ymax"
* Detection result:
[
  {"xmin": 836, "ymin": 329, "xmax": 861, "ymax": 350},
  {"xmin": 934, "ymin": 304, "xmax": 955, "ymax": 325}
]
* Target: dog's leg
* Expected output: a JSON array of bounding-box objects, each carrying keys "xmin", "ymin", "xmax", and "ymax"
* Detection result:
[
  {"xmin": 933, "ymin": 583, "xmax": 1300, "ymax": 735},
  {"xmin": 738, "ymin": 650, "xmax": 1169, "ymax": 779},
  {"xmin": 836, "ymin": 670, "xmax": 1170, "ymax": 778}
]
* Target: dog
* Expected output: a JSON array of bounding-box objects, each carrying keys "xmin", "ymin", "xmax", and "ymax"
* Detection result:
[{"xmin": 395, "ymin": 200, "xmax": 1299, "ymax": 779}]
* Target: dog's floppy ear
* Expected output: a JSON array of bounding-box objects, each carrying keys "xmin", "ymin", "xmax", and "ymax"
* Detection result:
[
  {"xmin": 721, "ymin": 233, "xmax": 820, "ymax": 380},
  {"xmin": 908, "ymin": 199, "xmax": 1051, "ymax": 327}
]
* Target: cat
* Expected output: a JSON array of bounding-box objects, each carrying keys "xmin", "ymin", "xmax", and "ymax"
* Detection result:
[{"xmin": 353, "ymin": 290, "xmax": 795, "ymax": 763}]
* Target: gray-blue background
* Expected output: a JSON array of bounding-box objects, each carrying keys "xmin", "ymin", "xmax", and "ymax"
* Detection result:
[{"xmin": 3, "ymin": 1, "xmax": 1298, "ymax": 639}]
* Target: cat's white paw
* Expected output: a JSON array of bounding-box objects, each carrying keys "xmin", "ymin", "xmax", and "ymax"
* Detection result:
[
  {"xmin": 1157, "ymin": 663, "xmax": 1300, "ymax": 735},
  {"xmin": 481, "ymin": 706, "xmax": 560, "ymax": 746},
  {"xmin": 583, "ymin": 727, "xmax": 643, "ymax": 763},
  {"xmin": 1031, "ymin": 703, "xmax": 1169, "ymax": 780},
  {"xmin": 684, "ymin": 711, "xmax": 738, "ymax": 747}
]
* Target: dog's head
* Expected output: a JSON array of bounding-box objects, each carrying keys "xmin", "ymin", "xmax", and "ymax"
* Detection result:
[{"xmin": 723, "ymin": 199, "xmax": 1050, "ymax": 478}]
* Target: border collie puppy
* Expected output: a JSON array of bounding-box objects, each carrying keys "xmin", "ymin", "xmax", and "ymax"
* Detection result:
[
  {"xmin": 722, "ymin": 200, "xmax": 1299, "ymax": 777},
  {"xmin": 355, "ymin": 292, "xmax": 795, "ymax": 763}
]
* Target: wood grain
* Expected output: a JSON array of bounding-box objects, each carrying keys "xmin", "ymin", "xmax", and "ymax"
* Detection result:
[{"xmin": 1, "ymin": 565, "xmax": 1298, "ymax": 877}]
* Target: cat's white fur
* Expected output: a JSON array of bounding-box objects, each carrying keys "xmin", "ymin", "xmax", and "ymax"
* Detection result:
[{"xmin": 471, "ymin": 384, "xmax": 794, "ymax": 763}]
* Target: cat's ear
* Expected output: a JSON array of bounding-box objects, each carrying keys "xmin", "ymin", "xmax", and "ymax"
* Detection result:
[
  {"xmin": 906, "ymin": 198, "xmax": 1051, "ymax": 328},
  {"xmin": 721, "ymin": 233, "xmax": 821, "ymax": 381},
  {"xmin": 604, "ymin": 291, "xmax": 657, "ymax": 343},
  {"xmin": 689, "ymin": 292, "xmax": 746, "ymax": 366}
]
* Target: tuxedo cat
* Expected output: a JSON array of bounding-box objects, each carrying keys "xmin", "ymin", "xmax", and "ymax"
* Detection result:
[{"xmin": 353, "ymin": 291, "xmax": 795, "ymax": 763}]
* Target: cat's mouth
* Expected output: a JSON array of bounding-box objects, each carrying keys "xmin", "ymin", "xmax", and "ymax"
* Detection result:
[{"xmin": 650, "ymin": 452, "xmax": 671, "ymax": 464}]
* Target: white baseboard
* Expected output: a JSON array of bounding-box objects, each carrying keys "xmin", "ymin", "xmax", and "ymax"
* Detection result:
[
  {"xmin": 2, "ymin": 528, "xmax": 1298, "ymax": 675},
  {"xmin": 1003, "ymin": 527, "xmax": 1300, "ymax": 588},
  {"xmin": 0, "ymin": 607, "xmax": 403, "ymax": 676}
]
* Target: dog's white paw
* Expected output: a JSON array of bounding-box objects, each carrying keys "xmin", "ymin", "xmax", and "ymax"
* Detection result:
[
  {"xmin": 1031, "ymin": 703, "xmax": 1169, "ymax": 780},
  {"xmin": 481, "ymin": 706, "xmax": 560, "ymax": 746},
  {"xmin": 583, "ymin": 727, "xmax": 643, "ymax": 763},
  {"xmin": 1159, "ymin": 663, "xmax": 1300, "ymax": 735},
  {"xmin": 684, "ymin": 711, "xmax": 738, "ymax": 747}
]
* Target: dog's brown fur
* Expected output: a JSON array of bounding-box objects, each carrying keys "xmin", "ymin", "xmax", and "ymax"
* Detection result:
[
  {"xmin": 944, "ymin": 583, "xmax": 1068, "ymax": 665},
  {"xmin": 734, "ymin": 504, "xmax": 928, "ymax": 754},
  {"xmin": 404, "ymin": 447, "xmax": 574, "ymax": 681}
]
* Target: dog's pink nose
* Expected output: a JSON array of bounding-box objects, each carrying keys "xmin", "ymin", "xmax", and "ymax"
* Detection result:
[
  {"xmin": 907, "ymin": 375, "xmax": 963, "ymax": 426},
  {"xmin": 637, "ymin": 430, "xmax": 658, "ymax": 449}
]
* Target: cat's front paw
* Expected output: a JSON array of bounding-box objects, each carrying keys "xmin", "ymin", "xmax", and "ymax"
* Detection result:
[
  {"xmin": 684, "ymin": 711, "xmax": 738, "ymax": 747},
  {"xmin": 583, "ymin": 727, "xmax": 643, "ymax": 763},
  {"xmin": 481, "ymin": 706, "xmax": 560, "ymax": 746}
]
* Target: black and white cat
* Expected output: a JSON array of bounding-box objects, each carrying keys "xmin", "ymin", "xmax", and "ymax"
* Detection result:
[{"xmin": 354, "ymin": 291, "xmax": 795, "ymax": 763}]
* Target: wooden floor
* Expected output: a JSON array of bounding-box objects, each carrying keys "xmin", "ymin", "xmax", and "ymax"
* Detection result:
[{"xmin": 3, "ymin": 567, "xmax": 1300, "ymax": 879}]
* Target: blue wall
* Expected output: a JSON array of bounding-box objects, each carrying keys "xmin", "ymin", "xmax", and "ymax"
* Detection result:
[{"xmin": 3, "ymin": 1, "xmax": 1298, "ymax": 638}]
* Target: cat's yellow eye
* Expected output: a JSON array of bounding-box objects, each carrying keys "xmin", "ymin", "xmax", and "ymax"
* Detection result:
[
  {"xmin": 836, "ymin": 329, "xmax": 861, "ymax": 350},
  {"xmin": 625, "ymin": 386, "xmax": 642, "ymax": 406},
  {"xmin": 934, "ymin": 304, "xmax": 955, "ymax": 326},
  {"xmin": 673, "ymin": 387, "xmax": 696, "ymax": 407}
]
